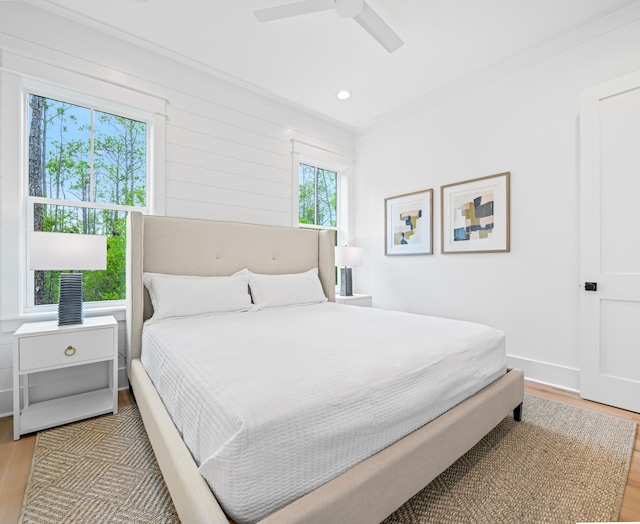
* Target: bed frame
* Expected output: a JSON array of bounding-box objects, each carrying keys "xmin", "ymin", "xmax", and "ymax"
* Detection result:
[{"xmin": 125, "ymin": 212, "xmax": 524, "ymax": 524}]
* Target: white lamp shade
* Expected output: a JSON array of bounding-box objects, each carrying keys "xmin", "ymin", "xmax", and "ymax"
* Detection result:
[
  {"xmin": 29, "ymin": 232, "xmax": 107, "ymax": 271},
  {"xmin": 335, "ymin": 246, "xmax": 364, "ymax": 267}
]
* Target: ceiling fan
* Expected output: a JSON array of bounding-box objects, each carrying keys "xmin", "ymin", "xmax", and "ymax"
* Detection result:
[{"xmin": 254, "ymin": 0, "xmax": 404, "ymax": 53}]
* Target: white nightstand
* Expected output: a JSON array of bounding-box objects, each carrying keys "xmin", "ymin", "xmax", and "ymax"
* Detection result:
[
  {"xmin": 335, "ymin": 294, "xmax": 372, "ymax": 307},
  {"xmin": 13, "ymin": 315, "xmax": 118, "ymax": 440}
]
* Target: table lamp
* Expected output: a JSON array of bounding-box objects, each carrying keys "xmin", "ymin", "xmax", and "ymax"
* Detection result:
[
  {"xmin": 335, "ymin": 246, "xmax": 363, "ymax": 297},
  {"xmin": 29, "ymin": 231, "xmax": 107, "ymax": 325}
]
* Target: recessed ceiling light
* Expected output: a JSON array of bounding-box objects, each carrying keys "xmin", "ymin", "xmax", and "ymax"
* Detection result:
[{"xmin": 336, "ymin": 90, "xmax": 351, "ymax": 100}]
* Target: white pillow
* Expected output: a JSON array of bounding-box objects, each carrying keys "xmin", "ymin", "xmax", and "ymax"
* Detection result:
[
  {"xmin": 248, "ymin": 268, "xmax": 327, "ymax": 309},
  {"xmin": 143, "ymin": 269, "xmax": 252, "ymax": 320}
]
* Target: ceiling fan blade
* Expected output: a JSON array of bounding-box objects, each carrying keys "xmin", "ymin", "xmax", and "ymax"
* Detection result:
[
  {"xmin": 255, "ymin": 0, "xmax": 334, "ymax": 22},
  {"xmin": 354, "ymin": 2, "xmax": 404, "ymax": 53}
]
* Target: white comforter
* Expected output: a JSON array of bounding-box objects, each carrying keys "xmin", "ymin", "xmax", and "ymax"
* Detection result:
[{"xmin": 141, "ymin": 302, "xmax": 506, "ymax": 524}]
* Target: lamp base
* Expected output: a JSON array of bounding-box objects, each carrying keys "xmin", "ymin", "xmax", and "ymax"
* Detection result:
[
  {"xmin": 339, "ymin": 267, "xmax": 353, "ymax": 297},
  {"xmin": 58, "ymin": 273, "xmax": 83, "ymax": 325}
]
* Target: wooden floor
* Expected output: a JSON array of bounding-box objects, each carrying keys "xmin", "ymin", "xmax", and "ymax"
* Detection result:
[{"xmin": 0, "ymin": 383, "xmax": 639, "ymax": 523}]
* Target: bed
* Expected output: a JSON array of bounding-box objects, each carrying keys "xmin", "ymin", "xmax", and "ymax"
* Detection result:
[{"xmin": 125, "ymin": 212, "xmax": 524, "ymax": 524}]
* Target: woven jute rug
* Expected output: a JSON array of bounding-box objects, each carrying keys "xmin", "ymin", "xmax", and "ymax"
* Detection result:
[
  {"xmin": 19, "ymin": 405, "xmax": 179, "ymax": 524},
  {"xmin": 383, "ymin": 394, "xmax": 636, "ymax": 524},
  {"xmin": 20, "ymin": 394, "xmax": 636, "ymax": 524}
]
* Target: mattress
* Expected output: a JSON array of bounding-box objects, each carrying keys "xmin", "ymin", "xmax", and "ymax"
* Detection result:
[{"xmin": 141, "ymin": 302, "xmax": 507, "ymax": 524}]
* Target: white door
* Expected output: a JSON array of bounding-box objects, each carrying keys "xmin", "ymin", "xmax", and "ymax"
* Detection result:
[{"xmin": 579, "ymin": 71, "xmax": 640, "ymax": 413}]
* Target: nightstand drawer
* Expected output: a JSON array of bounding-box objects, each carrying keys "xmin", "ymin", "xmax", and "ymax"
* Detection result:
[{"xmin": 19, "ymin": 328, "xmax": 114, "ymax": 371}]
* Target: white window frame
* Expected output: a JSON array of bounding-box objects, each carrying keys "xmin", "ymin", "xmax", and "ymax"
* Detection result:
[
  {"xmin": 22, "ymin": 86, "xmax": 155, "ymax": 315},
  {"xmin": 0, "ymin": 52, "xmax": 166, "ymax": 326},
  {"xmin": 291, "ymin": 139, "xmax": 354, "ymax": 295},
  {"xmin": 291, "ymin": 140, "xmax": 354, "ymax": 248}
]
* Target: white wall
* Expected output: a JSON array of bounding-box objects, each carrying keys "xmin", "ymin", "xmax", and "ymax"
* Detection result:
[
  {"xmin": 353, "ymin": 17, "xmax": 640, "ymax": 390},
  {"xmin": 0, "ymin": 3, "xmax": 354, "ymax": 416}
]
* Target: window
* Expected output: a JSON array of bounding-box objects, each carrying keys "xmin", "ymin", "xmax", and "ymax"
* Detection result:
[
  {"xmin": 298, "ymin": 163, "xmax": 338, "ymax": 228},
  {"xmin": 291, "ymin": 140, "xmax": 352, "ymax": 290},
  {"xmin": 298, "ymin": 161, "xmax": 343, "ymax": 285},
  {"xmin": 26, "ymin": 93, "xmax": 149, "ymax": 308}
]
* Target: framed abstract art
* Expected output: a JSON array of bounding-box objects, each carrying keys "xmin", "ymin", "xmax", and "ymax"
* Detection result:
[
  {"xmin": 441, "ymin": 172, "xmax": 510, "ymax": 254},
  {"xmin": 385, "ymin": 189, "xmax": 433, "ymax": 255}
]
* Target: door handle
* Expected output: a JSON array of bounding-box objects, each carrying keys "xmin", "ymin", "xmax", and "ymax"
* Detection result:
[{"xmin": 585, "ymin": 282, "xmax": 597, "ymax": 291}]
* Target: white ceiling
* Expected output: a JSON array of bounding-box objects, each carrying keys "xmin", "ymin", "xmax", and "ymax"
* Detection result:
[{"xmin": 19, "ymin": 0, "xmax": 640, "ymax": 129}]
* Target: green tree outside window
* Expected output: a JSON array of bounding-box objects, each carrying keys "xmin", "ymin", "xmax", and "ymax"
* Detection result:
[{"xmin": 299, "ymin": 163, "xmax": 337, "ymax": 227}]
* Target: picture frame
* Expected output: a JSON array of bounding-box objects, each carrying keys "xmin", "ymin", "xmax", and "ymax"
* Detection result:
[
  {"xmin": 385, "ymin": 189, "xmax": 433, "ymax": 256},
  {"xmin": 441, "ymin": 171, "xmax": 510, "ymax": 254}
]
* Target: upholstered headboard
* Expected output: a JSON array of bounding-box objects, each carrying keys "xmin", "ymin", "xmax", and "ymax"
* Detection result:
[{"xmin": 125, "ymin": 212, "xmax": 336, "ymax": 377}]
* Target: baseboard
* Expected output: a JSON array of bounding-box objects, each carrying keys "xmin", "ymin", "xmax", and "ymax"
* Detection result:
[{"xmin": 507, "ymin": 355, "xmax": 580, "ymax": 392}]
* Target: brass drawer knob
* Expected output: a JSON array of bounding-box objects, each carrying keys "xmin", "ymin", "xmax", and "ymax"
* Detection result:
[{"xmin": 64, "ymin": 345, "xmax": 76, "ymax": 357}]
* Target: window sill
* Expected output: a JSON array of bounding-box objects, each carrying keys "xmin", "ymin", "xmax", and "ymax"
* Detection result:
[{"xmin": 1, "ymin": 304, "xmax": 126, "ymax": 333}]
